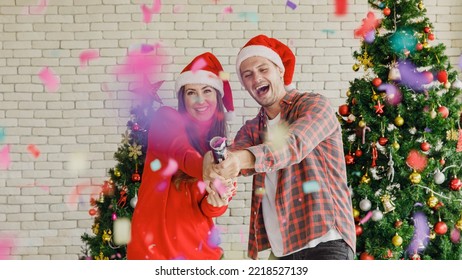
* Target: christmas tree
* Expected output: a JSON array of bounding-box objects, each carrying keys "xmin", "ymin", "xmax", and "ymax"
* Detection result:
[
  {"xmin": 80, "ymin": 80, "xmax": 163, "ymax": 260},
  {"xmin": 339, "ymin": 0, "xmax": 462, "ymax": 260}
]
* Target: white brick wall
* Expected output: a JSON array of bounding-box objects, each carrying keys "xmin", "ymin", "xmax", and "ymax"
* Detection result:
[{"xmin": 0, "ymin": 0, "xmax": 461, "ymax": 260}]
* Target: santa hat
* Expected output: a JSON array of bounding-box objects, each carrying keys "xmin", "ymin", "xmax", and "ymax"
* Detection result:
[
  {"xmin": 175, "ymin": 52, "xmax": 235, "ymax": 121},
  {"xmin": 236, "ymin": 34, "xmax": 296, "ymax": 91}
]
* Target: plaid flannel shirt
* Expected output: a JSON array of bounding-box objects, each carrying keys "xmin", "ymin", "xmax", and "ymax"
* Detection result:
[{"xmin": 232, "ymin": 90, "xmax": 356, "ymax": 260}]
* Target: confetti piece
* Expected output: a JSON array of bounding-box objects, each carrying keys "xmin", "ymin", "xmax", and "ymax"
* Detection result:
[
  {"xmin": 197, "ymin": 181, "xmax": 207, "ymax": 194},
  {"xmin": 0, "ymin": 145, "xmax": 11, "ymax": 170},
  {"xmin": 191, "ymin": 57, "xmax": 207, "ymax": 73},
  {"xmin": 114, "ymin": 47, "xmax": 166, "ymax": 82},
  {"xmin": 364, "ymin": 30, "xmax": 375, "ymax": 43},
  {"xmin": 0, "ymin": 235, "xmax": 14, "ymax": 260},
  {"xmin": 397, "ymin": 60, "xmax": 432, "ymax": 91},
  {"xmin": 302, "ymin": 180, "xmax": 320, "ymax": 194},
  {"xmin": 150, "ymin": 159, "xmax": 162, "ymax": 171},
  {"xmin": 213, "ymin": 179, "xmax": 227, "ymax": 197},
  {"xmin": 359, "ymin": 211, "xmax": 372, "ymax": 224},
  {"xmin": 207, "ymin": 226, "xmax": 221, "ymax": 248},
  {"xmin": 173, "ymin": 5, "xmax": 184, "ymax": 13},
  {"xmin": 30, "ymin": 0, "xmax": 48, "ymax": 15},
  {"xmin": 38, "ymin": 67, "xmax": 59, "ymax": 92},
  {"xmin": 27, "ymin": 144, "xmax": 40, "ymax": 158},
  {"xmin": 113, "ymin": 217, "xmax": 131, "ymax": 245},
  {"xmin": 407, "ymin": 212, "xmax": 429, "ymax": 254},
  {"xmin": 254, "ymin": 187, "xmax": 266, "ymax": 196},
  {"xmin": 321, "ymin": 29, "xmax": 335, "ymax": 35},
  {"xmin": 266, "ymin": 122, "xmax": 289, "ymax": 151},
  {"xmin": 286, "ymin": 0, "xmax": 297, "ymax": 10},
  {"xmin": 354, "ymin": 12, "xmax": 380, "ymax": 39},
  {"xmin": 141, "ymin": 0, "xmax": 162, "ymax": 23},
  {"xmin": 222, "ymin": 6, "xmax": 233, "ymax": 14},
  {"xmin": 238, "ymin": 12, "xmax": 259, "ymax": 23},
  {"xmin": 458, "ymin": 55, "xmax": 462, "ymax": 70},
  {"xmin": 378, "ymin": 83, "xmax": 402, "ymax": 106},
  {"xmin": 156, "ymin": 180, "xmax": 168, "ymax": 192},
  {"xmin": 140, "ymin": 44, "xmax": 155, "ymax": 53},
  {"xmin": 79, "ymin": 49, "xmax": 99, "ymax": 67},
  {"xmin": 335, "ymin": 0, "xmax": 347, "ymax": 16},
  {"xmin": 219, "ymin": 71, "xmax": 230, "ymax": 81},
  {"xmin": 162, "ymin": 158, "xmax": 178, "ymax": 177},
  {"xmin": 0, "ymin": 127, "xmax": 5, "ymax": 142}
]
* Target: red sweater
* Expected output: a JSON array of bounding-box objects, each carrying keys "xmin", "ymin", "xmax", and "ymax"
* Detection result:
[{"xmin": 127, "ymin": 107, "xmax": 227, "ymax": 260}]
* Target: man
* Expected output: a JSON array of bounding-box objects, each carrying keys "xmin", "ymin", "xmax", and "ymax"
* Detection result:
[{"xmin": 203, "ymin": 34, "xmax": 356, "ymax": 260}]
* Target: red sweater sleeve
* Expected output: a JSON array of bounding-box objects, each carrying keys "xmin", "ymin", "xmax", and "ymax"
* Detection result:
[{"xmin": 148, "ymin": 107, "xmax": 203, "ymax": 180}]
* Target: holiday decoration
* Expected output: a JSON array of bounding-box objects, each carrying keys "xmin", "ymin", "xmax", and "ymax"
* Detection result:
[
  {"xmin": 341, "ymin": 1, "xmax": 462, "ymax": 259},
  {"xmin": 81, "ymin": 79, "xmax": 163, "ymax": 259}
]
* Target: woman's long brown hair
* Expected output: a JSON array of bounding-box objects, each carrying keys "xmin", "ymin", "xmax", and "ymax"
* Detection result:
[{"xmin": 172, "ymin": 86, "xmax": 227, "ymax": 189}]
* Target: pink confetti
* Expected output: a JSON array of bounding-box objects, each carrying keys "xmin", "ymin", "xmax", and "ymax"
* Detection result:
[
  {"xmin": 114, "ymin": 47, "xmax": 166, "ymax": 82},
  {"xmin": 38, "ymin": 67, "xmax": 59, "ymax": 92},
  {"xmin": 207, "ymin": 226, "xmax": 221, "ymax": 248},
  {"xmin": 30, "ymin": 0, "xmax": 48, "ymax": 15},
  {"xmin": 213, "ymin": 179, "xmax": 227, "ymax": 197},
  {"xmin": 66, "ymin": 182, "xmax": 100, "ymax": 209},
  {"xmin": 0, "ymin": 145, "xmax": 11, "ymax": 170},
  {"xmin": 157, "ymin": 181, "xmax": 168, "ymax": 192},
  {"xmin": 162, "ymin": 158, "xmax": 178, "ymax": 177},
  {"xmin": 223, "ymin": 6, "xmax": 233, "ymax": 14},
  {"xmin": 197, "ymin": 181, "xmax": 207, "ymax": 194},
  {"xmin": 27, "ymin": 144, "xmax": 40, "ymax": 158},
  {"xmin": 335, "ymin": 0, "xmax": 347, "ymax": 16},
  {"xmin": 359, "ymin": 211, "xmax": 373, "ymax": 224},
  {"xmin": 141, "ymin": 0, "xmax": 162, "ymax": 23},
  {"xmin": 173, "ymin": 5, "xmax": 184, "ymax": 13},
  {"xmin": 354, "ymin": 12, "xmax": 380, "ymax": 39},
  {"xmin": 0, "ymin": 235, "xmax": 15, "ymax": 260},
  {"xmin": 286, "ymin": 0, "xmax": 297, "ymax": 10},
  {"xmin": 191, "ymin": 57, "xmax": 207, "ymax": 73},
  {"xmin": 79, "ymin": 50, "xmax": 99, "ymax": 67}
]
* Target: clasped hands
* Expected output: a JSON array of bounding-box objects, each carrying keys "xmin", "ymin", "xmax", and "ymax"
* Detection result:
[{"xmin": 202, "ymin": 150, "xmax": 241, "ymax": 207}]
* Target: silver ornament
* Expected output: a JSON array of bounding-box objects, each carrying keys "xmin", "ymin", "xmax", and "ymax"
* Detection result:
[
  {"xmin": 371, "ymin": 208, "xmax": 384, "ymax": 221},
  {"xmin": 359, "ymin": 197, "xmax": 372, "ymax": 211},
  {"xmin": 434, "ymin": 170, "xmax": 445, "ymax": 185},
  {"xmin": 130, "ymin": 193, "xmax": 138, "ymax": 208}
]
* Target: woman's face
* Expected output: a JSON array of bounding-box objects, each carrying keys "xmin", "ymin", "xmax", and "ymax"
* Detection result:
[{"xmin": 183, "ymin": 84, "xmax": 218, "ymax": 122}]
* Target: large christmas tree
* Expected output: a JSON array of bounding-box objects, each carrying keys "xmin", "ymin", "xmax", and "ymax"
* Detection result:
[
  {"xmin": 339, "ymin": 0, "xmax": 462, "ymax": 260},
  {"xmin": 80, "ymin": 79, "xmax": 163, "ymax": 260}
]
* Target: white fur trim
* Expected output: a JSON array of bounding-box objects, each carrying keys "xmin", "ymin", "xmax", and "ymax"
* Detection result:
[
  {"xmin": 224, "ymin": 111, "xmax": 235, "ymax": 122},
  {"xmin": 235, "ymin": 45, "xmax": 285, "ymax": 85},
  {"xmin": 175, "ymin": 70, "xmax": 224, "ymax": 97},
  {"xmin": 284, "ymin": 83, "xmax": 296, "ymax": 92}
]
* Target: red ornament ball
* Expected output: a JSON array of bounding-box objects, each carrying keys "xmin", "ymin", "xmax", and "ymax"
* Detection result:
[
  {"xmin": 338, "ymin": 104, "xmax": 350, "ymax": 116},
  {"xmin": 355, "ymin": 224, "xmax": 363, "ymax": 236},
  {"xmin": 415, "ymin": 43, "xmax": 423, "ymax": 51},
  {"xmin": 89, "ymin": 208, "xmax": 97, "ymax": 216},
  {"xmin": 132, "ymin": 173, "xmax": 141, "ymax": 182},
  {"xmin": 383, "ymin": 7, "xmax": 391, "ymax": 16},
  {"xmin": 423, "ymin": 27, "xmax": 431, "ymax": 33},
  {"xmin": 132, "ymin": 123, "xmax": 140, "ymax": 131},
  {"xmin": 428, "ymin": 33, "xmax": 435, "ymax": 41},
  {"xmin": 378, "ymin": 137, "xmax": 388, "ymax": 146},
  {"xmin": 437, "ymin": 106, "xmax": 449, "ymax": 118},
  {"xmin": 345, "ymin": 154, "xmax": 355, "ymax": 165},
  {"xmin": 437, "ymin": 70, "xmax": 448, "ymax": 83},
  {"xmin": 372, "ymin": 77, "xmax": 382, "ymax": 87},
  {"xmin": 434, "ymin": 221, "xmax": 448, "ymax": 235},
  {"xmin": 440, "ymin": 158, "xmax": 446, "ymax": 166},
  {"xmin": 360, "ymin": 252, "xmax": 375, "ymax": 260},
  {"xmin": 420, "ymin": 141, "xmax": 431, "ymax": 152},
  {"xmin": 394, "ymin": 220, "xmax": 403, "ymax": 228},
  {"xmin": 355, "ymin": 149, "xmax": 363, "ymax": 158},
  {"xmin": 449, "ymin": 177, "xmax": 462, "ymax": 191}
]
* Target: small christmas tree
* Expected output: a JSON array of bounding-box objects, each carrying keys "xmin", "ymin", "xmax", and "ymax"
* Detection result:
[
  {"xmin": 339, "ymin": 0, "xmax": 462, "ymax": 260},
  {"xmin": 80, "ymin": 80, "xmax": 163, "ymax": 260}
]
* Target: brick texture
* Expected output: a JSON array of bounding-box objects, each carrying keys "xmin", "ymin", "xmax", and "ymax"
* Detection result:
[{"xmin": 0, "ymin": 0, "xmax": 461, "ymax": 260}]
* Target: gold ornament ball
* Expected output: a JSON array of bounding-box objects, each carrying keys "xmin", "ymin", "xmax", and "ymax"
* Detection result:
[
  {"xmin": 429, "ymin": 109, "xmax": 437, "ymax": 119},
  {"xmin": 358, "ymin": 120, "xmax": 366, "ymax": 128},
  {"xmin": 353, "ymin": 208, "xmax": 360, "ymax": 218},
  {"xmin": 456, "ymin": 218, "xmax": 462, "ymax": 231},
  {"xmin": 409, "ymin": 170, "xmax": 422, "ymax": 184},
  {"xmin": 394, "ymin": 115, "xmax": 404, "ymax": 126},
  {"xmin": 418, "ymin": 1, "xmax": 424, "ymax": 10},
  {"xmin": 346, "ymin": 90, "xmax": 351, "ymax": 97},
  {"xmin": 392, "ymin": 234, "xmax": 403, "ymax": 247},
  {"xmin": 430, "ymin": 231, "xmax": 436, "ymax": 239},
  {"xmin": 444, "ymin": 82, "xmax": 451, "ymax": 89},
  {"xmin": 114, "ymin": 169, "xmax": 121, "ymax": 177},
  {"xmin": 427, "ymin": 195, "xmax": 439, "ymax": 208},
  {"xmin": 372, "ymin": 94, "xmax": 379, "ymax": 101},
  {"xmin": 352, "ymin": 64, "xmax": 360, "ymax": 72},
  {"xmin": 392, "ymin": 141, "xmax": 400, "ymax": 150}
]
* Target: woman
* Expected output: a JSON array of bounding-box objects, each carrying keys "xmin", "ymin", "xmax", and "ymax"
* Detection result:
[{"xmin": 127, "ymin": 52, "xmax": 236, "ymax": 260}]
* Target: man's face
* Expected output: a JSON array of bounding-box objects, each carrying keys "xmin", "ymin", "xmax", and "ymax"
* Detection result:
[{"xmin": 239, "ymin": 56, "xmax": 285, "ymax": 108}]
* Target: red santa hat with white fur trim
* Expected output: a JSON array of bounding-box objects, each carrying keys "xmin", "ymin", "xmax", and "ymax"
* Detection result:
[
  {"xmin": 235, "ymin": 34, "xmax": 296, "ymax": 91},
  {"xmin": 175, "ymin": 52, "xmax": 235, "ymax": 121}
]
